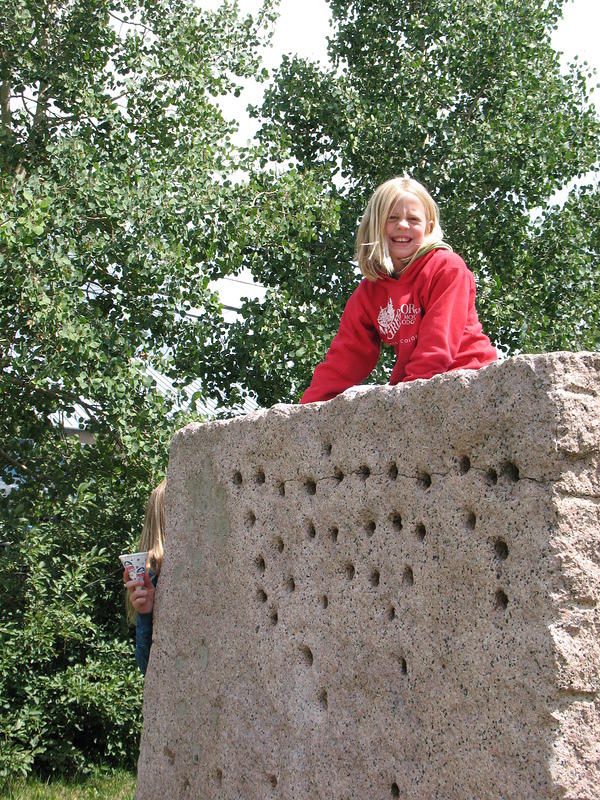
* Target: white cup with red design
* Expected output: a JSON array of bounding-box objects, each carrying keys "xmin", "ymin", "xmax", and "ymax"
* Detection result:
[{"xmin": 119, "ymin": 551, "xmax": 148, "ymax": 591}]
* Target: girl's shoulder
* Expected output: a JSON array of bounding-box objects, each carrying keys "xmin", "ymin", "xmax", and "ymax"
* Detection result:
[
  {"xmin": 413, "ymin": 249, "xmax": 472, "ymax": 286},
  {"xmin": 421, "ymin": 248, "xmax": 467, "ymax": 271}
]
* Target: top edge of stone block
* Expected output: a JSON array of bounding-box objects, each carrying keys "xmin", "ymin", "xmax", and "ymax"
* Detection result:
[
  {"xmin": 168, "ymin": 351, "xmax": 600, "ymax": 491},
  {"xmin": 181, "ymin": 351, "xmax": 600, "ymax": 428},
  {"xmin": 172, "ymin": 351, "xmax": 600, "ymax": 435}
]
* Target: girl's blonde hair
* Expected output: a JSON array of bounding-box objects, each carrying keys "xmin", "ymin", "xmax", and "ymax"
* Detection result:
[
  {"xmin": 356, "ymin": 176, "xmax": 445, "ymax": 280},
  {"xmin": 126, "ymin": 479, "xmax": 166, "ymax": 625}
]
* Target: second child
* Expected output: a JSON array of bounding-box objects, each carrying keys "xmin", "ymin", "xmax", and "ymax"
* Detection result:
[{"xmin": 123, "ymin": 479, "xmax": 166, "ymax": 676}]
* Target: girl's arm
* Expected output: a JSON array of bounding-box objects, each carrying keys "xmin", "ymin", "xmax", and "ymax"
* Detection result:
[
  {"xmin": 124, "ymin": 570, "xmax": 156, "ymax": 676},
  {"xmin": 301, "ymin": 288, "xmax": 381, "ymax": 403},
  {"xmin": 394, "ymin": 255, "xmax": 474, "ymax": 383}
]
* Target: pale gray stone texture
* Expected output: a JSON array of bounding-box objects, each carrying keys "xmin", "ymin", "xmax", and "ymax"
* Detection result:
[{"xmin": 136, "ymin": 352, "xmax": 600, "ymax": 800}]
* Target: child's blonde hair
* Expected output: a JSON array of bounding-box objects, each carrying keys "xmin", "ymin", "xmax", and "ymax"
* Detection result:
[
  {"xmin": 126, "ymin": 479, "xmax": 166, "ymax": 625},
  {"xmin": 356, "ymin": 176, "xmax": 445, "ymax": 280}
]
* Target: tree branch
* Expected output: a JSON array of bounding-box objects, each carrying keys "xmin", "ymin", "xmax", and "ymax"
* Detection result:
[
  {"xmin": 1, "ymin": 80, "xmax": 11, "ymax": 133},
  {"xmin": 108, "ymin": 10, "xmax": 154, "ymax": 35},
  {"xmin": 27, "ymin": 81, "xmax": 50, "ymax": 150},
  {"xmin": 0, "ymin": 446, "xmax": 31, "ymax": 476},
  {"xmin": 1, "ymin": 372, "xmax": 105, "ymax": 425}
]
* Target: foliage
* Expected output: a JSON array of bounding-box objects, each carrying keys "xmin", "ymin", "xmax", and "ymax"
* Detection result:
[
  {"xmin": 0, "ymin": 0, "xmax": 281, "ymax": 780},
  {"xmin": 0, "ymin": 439, "xmax": 154, "ymax": 777},
  {"xmin": 220, "ymin": 0, "xmax": 600, "ymax": 406},
  {"xmin": 500, "ymin": 184, "xmax": 600, "ymax": 351},
  {"xmin": 203, "ymin": 165, "xmax": 344, "ymax": 406}
]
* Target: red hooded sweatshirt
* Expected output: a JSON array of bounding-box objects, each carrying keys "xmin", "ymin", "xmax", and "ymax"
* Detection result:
[{"xmin": 300, "ymin": 248, "xmax": 497, "ymax": 404}]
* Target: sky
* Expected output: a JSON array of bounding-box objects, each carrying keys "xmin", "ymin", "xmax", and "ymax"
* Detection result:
[
  {"xmin": 213, "ymin": 0, "xmax": 600, "ymax": 312},
  {"xmin": 553, "ymin": 0, "xmax": 600, "ymax": 76}
]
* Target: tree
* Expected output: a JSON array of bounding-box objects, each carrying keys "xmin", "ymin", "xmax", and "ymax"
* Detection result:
[
  {"xmin": 0, "ymin": 0, "xmax": 281, "ymax": 779},
  {"xmin": 219, "ymin": 0, "xmax": 600, "ymax": 407}
]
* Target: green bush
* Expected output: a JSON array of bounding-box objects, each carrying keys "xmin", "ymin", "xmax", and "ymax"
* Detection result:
[{"xmin": 0, "ymin": 432, "xmax": 171, "ymax": 780}]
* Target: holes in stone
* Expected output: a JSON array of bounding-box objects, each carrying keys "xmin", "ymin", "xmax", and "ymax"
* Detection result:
[
  {"xmin": 501, "ymin": 461, "xmax": 520, "ymax": 482},
  {"xmin": 257, "ymin": 588, "xmax": 268, "ymax": 603},
  {"xmin": 387, "ymin": 605, "xmax": 396, "ymax": 621},
  {"xmin": 256, "ymin": 555, "xmax": 266, "ymax": 574},
  {"xmin": 459, "ymin": 455, "xmax": 471, "ymax": 474},
  {"xmin": 358, "ymin": 465, "xmax": 371, "ymax": 481},
  {"xmin": 334, "ymin": 467, "xmax": 344, "ymax": 483},
  {"xmin": 269, "ymin": 608, "xmax": 278, "ymax": 626},
  {"xmin": 275, "ymin": 536, "xmax": 284, "ymax": 553},
  {"xmin": 466, "ymin": 510, "xmax": 476, "ymax": 530},
  {"xmin": 370, "ymin": 569, "xmax": 380, "ymax": 588},
  {"xmin": 415, "ymin": 523, "xmax": 426, "ymax": 541},
  {"xmin": 268, "ymin": 774, "xmax": 277, "ymax": 788},
  {"xmin": 388, "ymin": 462, "xmax": 398, "ymax": 480},
  {"xmin": 345, "ymin": 563, "xmax": 355, "ymax": 581},
  {"xmin": 216, "ymin": 768, "xmax": 223, "ymax": 785},
  {"xmin": 418, "ymin": 471, "xmax": 432, "ymax": 489},
  {"xmin": 245, "ymin": 510, "xmax": 256, "ymax": 527},
  {"xmin": 403, "ymin": 566, "xmax": 414, "ymax": 586},
  {"xmin": 305, "ymin": 478, "xmax": 317, "ymax": 495},
  {"xmin": 323, "ymin": 441, "xmax": 333, "ymax": 457},
  {"xmin": 390, "ymin": 513, "xmax": 402, "ymax": 532},
  {"xmin": 300, "ymin": 645, "xmax": 314, "ymax": 667},
  {"xmin": 285, "ymin": 576, "xmax": 296, "ymax": 593},
  {"xmin": 328, "ymin": 526, "xmax": 339, "ymax": 543},
  {"xmin": 232, "ymin": 470, "xmax": 242, "ymax": 485},
  {"xmin": 278, "ymin": 481, "xmax": 285, "ymax": 496},
  {"xmin": 321, "ymin": 594, "xmax": 329, "ymax": 609},
  {"xmin": 495, "ymin": 589, "xmax": 509, "ymax": 610},
  {"xmin": 256, "ymin": 468, "xmax": 265, "ymax": 484},
  {"xmin": 393, "ymin": 653, "xmax": 408, "ymax": 675},
  {"xmin": 318, "ymin": 688, "xmax": 328, "ymax": 710},
  {"xmin": 391, "ymin": 783, "xmax": 400, "ymax": 798},
  {"xmin": 494, "ymin": 538, "xmax": 509, "ymax": 560},
  {"xmin": 307, "ymin": 522, "xmax": 316, "ymax": 540},
  {"xmin": 365, "ymin": 520, "xmax": 376, "ymax": 536},
  {"xmin": 486, "ymin": 468, "xmax": 498, "ymax": 486}
]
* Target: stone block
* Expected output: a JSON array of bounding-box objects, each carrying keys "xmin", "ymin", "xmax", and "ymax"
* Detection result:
[{"xmin": 136, "ymin": 352, "xmax": 600, "ymax": 800}]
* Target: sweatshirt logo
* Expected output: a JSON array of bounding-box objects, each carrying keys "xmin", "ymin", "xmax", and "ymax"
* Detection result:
[{"xmin": 377, "ymin": 298, "xmax": 420, "ymax": 341}]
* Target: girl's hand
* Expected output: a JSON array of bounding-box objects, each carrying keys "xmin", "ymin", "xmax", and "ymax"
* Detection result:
[{"xmin": 123, "ymin": 569, "xmax": 155, "ymax": 615}]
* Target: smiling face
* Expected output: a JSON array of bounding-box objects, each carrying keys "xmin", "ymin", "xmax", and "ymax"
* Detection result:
[{"xmin": 385, "ymin": 193, "xmax": 434, "ymax": 274}]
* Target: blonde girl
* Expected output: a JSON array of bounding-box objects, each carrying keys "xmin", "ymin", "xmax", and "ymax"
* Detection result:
[
  {"xmin": 301, "ymin": 176, "xmax": 497, "ymax": 403},
  {"xmin": 123, "ymin": 479, "xmax": 166, "ymax": 675}
]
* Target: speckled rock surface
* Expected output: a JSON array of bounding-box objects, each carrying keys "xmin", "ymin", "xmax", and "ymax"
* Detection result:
[{"xmin": 136, "ymin": 353, "xmax": 600, "ymax": 800}]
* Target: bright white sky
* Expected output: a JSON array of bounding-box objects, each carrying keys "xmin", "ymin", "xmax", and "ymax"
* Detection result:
[{"xmin": 553, "ymin": 0, "xmax": 600, "ymax": 76}]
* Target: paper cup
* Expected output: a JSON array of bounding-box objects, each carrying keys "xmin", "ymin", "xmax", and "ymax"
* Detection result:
[{"xmin": 119, "ymin": 551, "xmax": 148, "ymax": 591}]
